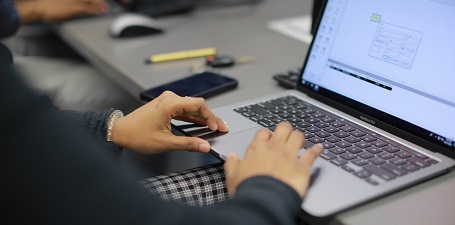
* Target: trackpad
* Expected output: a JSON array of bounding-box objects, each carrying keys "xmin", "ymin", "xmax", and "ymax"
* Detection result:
[{"xmin": 209, "ymin": 127, "xmax": 261, "ymax": 160}]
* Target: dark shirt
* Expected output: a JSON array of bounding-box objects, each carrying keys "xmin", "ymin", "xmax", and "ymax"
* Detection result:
[
  {"xmin": 0, "ymin": 0, "xmax": 20, "ymax": 39},
  {"xmin": 1, "ymin": 62, "xmax": 302, "ymax": 225}
]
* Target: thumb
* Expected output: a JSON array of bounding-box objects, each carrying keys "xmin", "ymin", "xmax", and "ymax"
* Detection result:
[
  {"xmin": 166, "ymin": 136, "xmax": 211, "ymax": 153},
  {"xmin": 300, "ymin": 143, "xmax": 323, "ymax": 170},
  {"xmin": 223, "ymin": 153, "xmax": 240, "ymax": 195},
  {"xmin": 224, "ymin": 153, "xmax": 240, "ymax": 178}
]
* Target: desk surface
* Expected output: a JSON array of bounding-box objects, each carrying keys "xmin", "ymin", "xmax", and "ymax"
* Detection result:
[{"xmin": 54, "ymin": 0, "xmax": 455, "ymax": 224}]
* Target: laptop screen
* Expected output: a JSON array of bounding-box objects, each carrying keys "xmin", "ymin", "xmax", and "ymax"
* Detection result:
[{"xmin": 300, "ymin": 0, "xmax": 455, "ymax": 153}]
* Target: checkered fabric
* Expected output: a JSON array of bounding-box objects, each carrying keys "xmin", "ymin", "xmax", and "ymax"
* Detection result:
[{"xmin": 140, "ymin": 162, "xmax": 229, "ymax": 207}]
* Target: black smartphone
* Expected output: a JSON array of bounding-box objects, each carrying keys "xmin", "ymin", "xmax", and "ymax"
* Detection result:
[{"xmin": 140, "ymin": 71, "xmax": 238, "ymax": 101}]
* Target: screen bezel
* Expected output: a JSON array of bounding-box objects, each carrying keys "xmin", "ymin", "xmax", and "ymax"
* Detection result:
[{"xmin": 295, "ymin": 0, "xmax": 455, "ymax": 158}]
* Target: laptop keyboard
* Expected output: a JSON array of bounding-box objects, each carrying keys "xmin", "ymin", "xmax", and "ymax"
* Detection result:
[{"xmin": 234, "ymin": 95, "xmax": 439, "ymax": 185}]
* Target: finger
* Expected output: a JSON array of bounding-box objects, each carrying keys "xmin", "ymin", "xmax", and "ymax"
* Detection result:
[
  {"xmin": 254, "ymin": 128, "xmax": 272, "ymax": 142},
  {"xmin": 223, "ymin": 153, "xmax": 240, "ymax": 195},
  {"xmin": 224, "ymin": 153, "xmax": 240, "ymax": 179},
  {"xmin": 286, "ymin": 129, "xmax": 305, "ymax": 153},
  {"xmin": 270, "ymin": 122, "xmax": 293, "ymax": 144},
  {"xmin": 299, "ymin": 144, "xmax": 323, "ymax": 171},
  {"xmin": 174, "ymin": 96, "xmax": 220, "ymax": 131},
  {"xmin": 165, "ymin": 136, "xmax": 211, "ymax": 153}
]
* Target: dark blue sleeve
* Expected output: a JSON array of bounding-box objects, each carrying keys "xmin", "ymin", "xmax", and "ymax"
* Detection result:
[
  {"xmin": 0, "ymin": 0, "xmax": 20, "ymax": 38},
  {"xmin": 2, "ymin": 64, "xmax": 303, "ymax": 225}
]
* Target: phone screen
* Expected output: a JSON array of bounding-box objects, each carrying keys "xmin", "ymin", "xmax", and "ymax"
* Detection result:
[{"xmin": 140, "ymin": 72, "xmax": 238, "ymax": 101}]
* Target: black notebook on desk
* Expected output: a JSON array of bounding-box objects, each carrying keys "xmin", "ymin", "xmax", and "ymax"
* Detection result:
[{"xmin": 173, "ymin": 0, "xmax": 455, "ymax": 217}]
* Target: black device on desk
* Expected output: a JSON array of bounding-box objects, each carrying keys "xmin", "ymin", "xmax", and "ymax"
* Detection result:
[
  {"xmin": 140, "ymin": 71, "xmax": 238, "ymax": 101},
  {"xmin": 113, "ymin": 0, "xmax": 195, "ymax": 17}
]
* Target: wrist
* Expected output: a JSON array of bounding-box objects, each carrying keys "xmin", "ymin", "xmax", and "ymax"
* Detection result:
[
  {"xmin": 14, "ymin": 1, "xmax": 43, "ymax": 24},
  {"xmin": 106, "ymin": 110, "xmax": 124, "ymax": 142}
]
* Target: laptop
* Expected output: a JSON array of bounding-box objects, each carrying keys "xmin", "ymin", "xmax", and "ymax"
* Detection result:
[{"xmin": 173, "ymin": 0, "xmax": 455, "ymax": 217}]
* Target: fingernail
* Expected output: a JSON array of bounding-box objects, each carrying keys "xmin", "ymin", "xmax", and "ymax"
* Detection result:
[{"xmin": 199, "ymin": 143, "xmax": 210, "ymax": 152}]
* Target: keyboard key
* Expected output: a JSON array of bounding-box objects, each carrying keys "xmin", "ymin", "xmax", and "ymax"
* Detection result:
[
  {"xmin": 350, "ymin": 130, "xmax": 366, "ymax": 137},
  {"xmin": 340, "ymin": 153, "xmax": 357, "ymax": 160},
  {"xmin": 336, "ymin": 141, "xmax": 352, "ymax": 148},
  {"xmin": 380, "ymin": 163, "xmax": 408, "ymax": 176},
  {"xmin": 331, "ymin": 158, "xmax": 348, "ymax": 166},
  {"xmin": 366, "ymin": 146, "xmax": 383, "ymax": 154},
  {"xmin": 354, "ymin": 170, "xmax": 372, "ymax": 178},
  {"xmin": 306, "ymin": 126, "xmax": 321, "ymax": 133},
  {"xmin": 309, "ymin": 137, "xmax": 325, "ymax": 143},
  {"xmin": 320, "ymin": 151, "xmax": 337, "ymax": 160},
  {"xmin": 263, "ymin": 114, "xmax": 278, "ymax": 120},
  {"xmin": 395, "ymin": 151, "xmax": 412, "ymax": 159},
  {"xmin": 377, "ymin": 152, "xmax": 395, "ymax": 160},
  {"xmin": 345, "ymin": 136, "xmax": 361, "ymax": 143},
  {"xmin": 346, "ymin": 146, "xmax": 363, "ymax": 154},
  {"xmin": 426, "ymin": 158, "xmax": 439, "ymax": 164},
  {"xmin": 408, "ymin": 157, "xmax": 431, "ymax": 168},
  {"xmin": 357, "ymin": 151, "xmax": 374, "ymax": 159},
  {"xmin": 389, "ymin": 158, "xmax": 407, "ymax": 165},
  {"xmin": 329, "ymin": 148, "xmax": 346, "ymax": 155},
  {"xmin": 342, "ymin": 165, "xmax": 355, "ymax": 173},
  {"xmin": 414, "ymin": 153, "xmax": 429, "ymax": 160},
  {"xmin": 334, "ymin": 131, "xmax": 350, "ymax": 138},
  {"xmin": 279, "ymin": 105, "xmax": 292, "ymax": 111},
  {"xmin": 257, "ymin": 102, "xmax": 276, "ymax": 110},
  {"xmin": 382, "ymin": 146, "xmax": 400, "ymax": 153},
  {"xmin": 400, "ymin": 163, "xmax": 420, "ymax": 172},
  {"xmin": 272, "ymin": 118, "xmax": 284, "ymax": 124},
  {"xmin": 326, "ymin": 136, "xmax": 341, "ymax": 143},
  {"xmin": 372, "ymin": 140, "xmax": 388, "ymax": 148},
  {"xmin": 270, "ymin": 109, "xmax": 284, "ymax": 114},
  {"xmin": 364, "ymin": 177, "xmax": 379, "ymax": 185},
  {"xmin": 247, "ymin": 105, "xmax": 269, "ymax": 115},
  {"xmin": 297, "ymin": 122, "xmax": 311, "ymax": 128},
  {"xmin": 303, "ymin": 132, "xmax": 314, "ymax": 139},
  {"xmin": 321, "ymin": 117, "xmax": 335, "ymax": 123},
  {"xmin": 315, "ymin": 131, "xmax": 331, "ymax": 138},
  {"xmin": 340, "ymin": 126, "xmax": 356, "ymax": 132},
  {"xmin": 313, "ymin": 112, "xmax": 326, "ymax": 118},
  {"xmin": 288, "ymin": 109, "xmax": 302, "ymax": 115},
  {"xmin": 241, "ymin": 111, "xmax": 256, "ymax": 117},
  {"xmin": 296, "ymin": 114, "xmax": 310, "ymax": 119},
  {"xmin": 354, "ymin": 141, "xmax": 372, "ymax": 148},
  {"xmin": 330, "ymin": 121, "xmax": 345, "ymax": 127},
  {"xmin": 360, "ymin": 135, "xmax": 377, "ymax": 142},
  {"xmin": 363, "ymin": 164, "xmax": 396, "ymax": 181},
  {"xmin": 322, "ymin": 142, "xmax": 335, "ymax": 149},
  {"xmin": 314, "ymin": 122, "xmax": 330, "ymax": 128},
  {"xmin": 258, "ymin": 120, "xmax": 275, "ymax": 128},
  {"xmin": 323, "ymin": 126, "xmax": 339, "ymax": 133},
  {"xmin": 278, "ymin": 113, "xmax": 293, "ymax": 119},
  {"xmin": 286, "ymin": 117, "xmax": 300, "ymax": 124},
  {"xmin": 234, "ymin": 107, "xmax": 248, "ymax": 113},
  {"xmin": 304, "ymin": 118, "xmax": 319, "ymax": 124},
  {"xmin": 250, "ymin": 116, "xmax": 264, "ymax": 122},
  {"xmin": 303, "ymin": 108, "xmax": 316, "ymax": 114},
  {"xmin": 352, "ymin": 158, "xmax": 369, "ymax": 166},
  {"xmin": 369, "ymin": 157, "xmax": 386, "ymax": 165}
]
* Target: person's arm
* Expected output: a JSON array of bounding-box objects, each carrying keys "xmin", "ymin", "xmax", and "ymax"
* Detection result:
[
  {"xmin": 3, "ymin": 64, "xmax": 321, "ymax": 225},
  {"xmin": 13, "ymin": 0, "xmax": 108, "ymax": 24},
  {"xmin": 0, "ymin": 0, "xmax": 20, "ymax": 38}
]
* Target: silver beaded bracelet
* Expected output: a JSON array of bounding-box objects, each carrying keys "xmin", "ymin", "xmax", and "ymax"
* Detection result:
[{"xmin": 106, "ymin": 109, "xmax": 124, "ymax": 142}]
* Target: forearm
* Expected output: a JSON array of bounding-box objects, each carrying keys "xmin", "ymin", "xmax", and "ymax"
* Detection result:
[
  {"xmin": 61, "ymin": 109, "xmax": 122, "ymax": 157},
  {"xmin": 207, "ymin": 176, "xmax": 302, "ymax": 225},
  {"xmin": 0, "ymin": 0, "xmax": 21, "ymax": 38}
]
